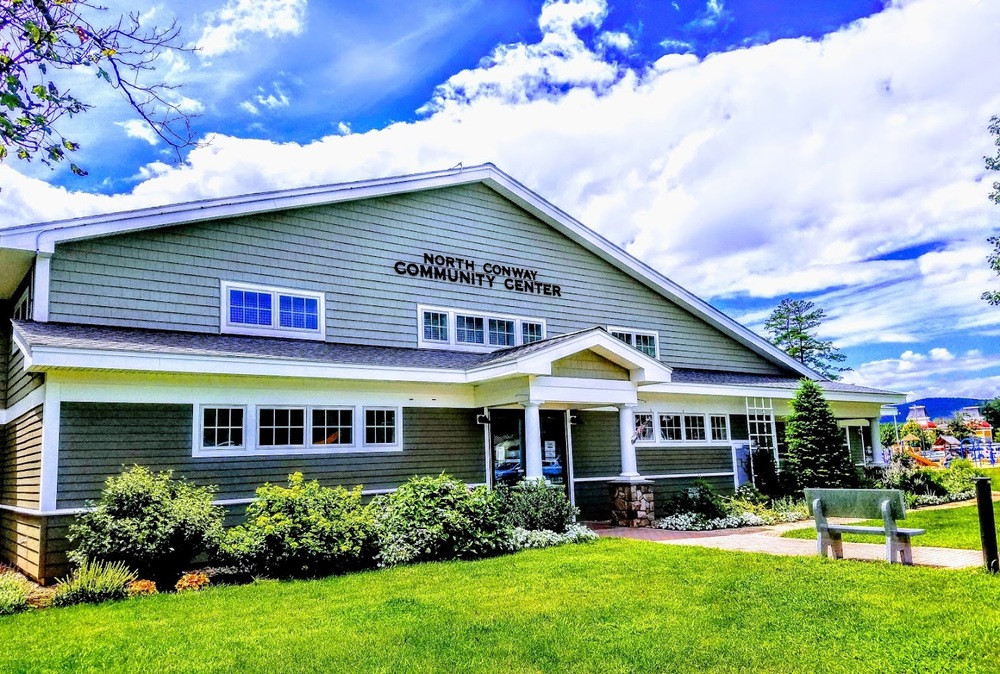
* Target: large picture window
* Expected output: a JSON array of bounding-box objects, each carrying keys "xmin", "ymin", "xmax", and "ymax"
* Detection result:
[{"xmin": 221, "ymin": 281, "xmax": 325, "ymax": 339}]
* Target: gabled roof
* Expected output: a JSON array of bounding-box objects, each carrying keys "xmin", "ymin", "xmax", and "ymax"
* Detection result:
[{"xmin": 0, "ymin": 163, "xmax": 819, "ymax": 379}]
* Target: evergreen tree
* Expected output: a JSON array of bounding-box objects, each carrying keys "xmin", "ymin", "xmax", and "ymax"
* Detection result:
[
  {"xmin": 783, "ymin": 379, "xmax": 859, "ymax": 490},
  {"xmin": 764, "ymin": 299, "xmax": 849, "ymax": 379},
  {"xmin": 980, "ymin": 397, "xmax": 1000, "ymax": 431}
]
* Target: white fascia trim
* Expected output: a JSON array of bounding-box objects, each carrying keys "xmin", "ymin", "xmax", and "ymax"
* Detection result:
[
  {"xmin": 26, "ymin": 345, "xmax": 471, "ymax": 384},
  {"xmin": 2, "ymin": 165, "xmax": 497, "ymax": 254},
  {"xmin": 0, "ymin": 385, "xmax": 46, "ymax": 425},
  {"xmin": 638, "ymin": 381, "xmax": 906, "ymax": 404},
  {"xmin": 32, "ymin": 252, "xmax": 50, "ymax": 322},
  {"xmin": 480, "ymin": 170, "xmax": 821, "ymax": 380}
]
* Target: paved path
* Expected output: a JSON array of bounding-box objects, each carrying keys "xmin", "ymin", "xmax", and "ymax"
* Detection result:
[{"xmin": 590, "ymin": 520, "xmax": 985, "ymax": 569}]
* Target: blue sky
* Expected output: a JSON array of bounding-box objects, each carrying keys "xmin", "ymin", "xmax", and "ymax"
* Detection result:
[{"xmin": 3, "ymin": 0, "xmax": 1000, "ymax": 400}]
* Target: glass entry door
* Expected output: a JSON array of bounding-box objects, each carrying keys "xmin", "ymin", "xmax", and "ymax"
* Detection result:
[
  {"xmin": 491, "ymin": 409, "xmax": 525, "ymax": 487},
  {"xmin": 490, "ymin": 409, "xmax": 569, "ymax": 492},
  {"xmin": 539, "ymin": 410, "xmax": 568, "ymax": 488}
]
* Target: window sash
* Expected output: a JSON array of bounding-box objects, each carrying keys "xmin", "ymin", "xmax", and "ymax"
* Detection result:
[
  {"xmin": 202, "ymin": 407, "xmax": 246, "ymax": 449},
  {"xmin": 258, "ymin": 407, "xmax": 306, "ymax": 447},
  {"xmin": 365, "ymin": 408, "xmax": 397, "ymax": 445},
  {"xmin": 685, "ymin": 414, "xmax": 706, "ymax": 441},
  {"xmin": 422, "ymin": 311, "xmax": 449, "ymax": 342},
  {"xmin": 488, "ymin": 318, "xmax": 515, "ymax": 346},
  {"xmin": 522, "ymin": 322, "xmax": 543, "ymax": 344},
  {"xmin": 634, "ymin": 413, "xmax": 655, "ymax": 442},
  {"xmin": 710, "ymin": 415, "xmax": 729, "ymax": 441},
  {"xmin": 456, "ymin": 315, "xmax": 485, "ymax": 344},
  {"xmin": 659, "ymin": 414, "xmax": 682, "ymax": 441},
  {"xmin": 312, "ymin": 408, "xmax": 353, "ymax": 446}
]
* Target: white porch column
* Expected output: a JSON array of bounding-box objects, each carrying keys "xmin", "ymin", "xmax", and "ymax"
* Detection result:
[
  {"xmin": 524, "ymin": 402, "xmax": 543, "ymax": 480},
  {"xmin": 617, "ymin": 403, "xmax": 640, "ymax": 479},
  {"xmin": 870, "ymin": 417, "xmax": 885, "ymax": 466}
]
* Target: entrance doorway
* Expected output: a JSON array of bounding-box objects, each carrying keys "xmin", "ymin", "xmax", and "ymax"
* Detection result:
[{"xmin": 489, "ymin": 409, "xmax": 568, "ymax": 492}]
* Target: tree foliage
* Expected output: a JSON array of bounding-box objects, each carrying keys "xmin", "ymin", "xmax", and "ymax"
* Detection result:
[
  {"xmin": 899, "ymin": 419, "xmax": 934, "ymax": 452},
  {"xmin": 783, "ymin": 379, "xmax": 858, "ymax": 491},
  {"xmin": 763, "ymin": 299, "xmax": 849, "ymax": 379},
  {"xmin": 942, "ymin": 412, "xmax": 974, "ymax": 441},
  {"xmin": 1, "ymin": 0, "xmax": 195, "ymax": 175},
  {"xmin": 983, "ymin": 116, "xmax": 1000, "ymax": 304},
  {"xmin": 980, "ymin": 397, "xmax": 1000, "ymax": 432}
]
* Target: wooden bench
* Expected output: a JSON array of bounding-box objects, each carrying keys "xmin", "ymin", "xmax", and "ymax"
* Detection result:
[{"xmin": 804, "ymin": 488, "xmax": 926, "ymax": 565}]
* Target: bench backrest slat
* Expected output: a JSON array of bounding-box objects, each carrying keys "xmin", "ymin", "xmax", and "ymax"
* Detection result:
[{"xmin": 803, "ymin": 488, "xmax": 907, "ymax": 520}]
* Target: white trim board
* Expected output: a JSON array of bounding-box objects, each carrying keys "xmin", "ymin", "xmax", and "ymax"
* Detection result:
[
  {"xmin": 572, "ymin": 471, "xmax": 734, "ymax": 483},
  {"xmin": 0, "ymin": 385, "xmax": 45, "ymax": 425},
  {"xmin": 0, "ymin": 163, "xmax": 822, "ymax": 379}
]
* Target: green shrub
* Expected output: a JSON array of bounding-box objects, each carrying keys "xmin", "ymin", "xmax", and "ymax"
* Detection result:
[
  {"xmin": 52, "ymin": 560, "xmax": 137, "ymax": 607},
  {"xmin": 221, "ymin": 473, "xmax": 377, "ymax": 578},
  {"xmin": 939, "ymin": 459, "xmax": 986, "ymax": 494},
  {"xmin": 373, "ymin": 474, "xmax": 509, "ymax": 566},
  {"xmin": 0, "ymin": 573, "xmax": 31, "ymax": 616},
  {"xmin": 68, "ymin": 466, "xmax": 225, "ymax": 585},
  {"xmin": 497, "ymin": 480, "xmax": 578, "ymax": 533},
  {"xmin": 661, "ymin": 480, "xmax": 728, "ymax": 519}
]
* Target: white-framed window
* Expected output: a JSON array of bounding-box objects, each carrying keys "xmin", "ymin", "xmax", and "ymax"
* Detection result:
[
  {"xmin": 258, "ymin": 407, "xmax": 306, "ymax": 447},
  {"xmin": 12, "ymin": 283, "xmax": 31, "ymax": 321},
  {"xmin": 220, "ymin": 281, "xmax": 325, "ymax": 340},
  {"xmin": 312, "ymin": 408, "xmax": 354, "ymax": 446},
  {"xmin": 195, "ymin": 404, "xmax": 400, "ymax": 456},
  {"xmin": 685, "ymin": 414, "xmax": 706, "ymax": 441},
  {"xmin": 522, "ymin": 322, "xmax": 544, "ymax": 344},
  {"xmin": 488, "ymin": 318, "xmax": 515, "ymax": 346},
  {"xmin": 422, "ymin": 310, "xmax": 449, "ymax": 343},
  {"xmin": 201, "ymin": 406, "xmax": 247, "ymax": 450},
  {"xmin": 608, "ymin": 326, "xmax": 659, "ymax": 359},
  {"xmin": 417, "ymin": 305, "xmax": 547, "ymax": 352},
  {"xmin": 634, "ymin": 413, "xmax": 655, "ymax": 442},
  {"xmin": 643, "ymin": 411, "xmax": 732, "ymax": 446},
  {"xmin": 659, "ymin": 414, "xmax": 682, "ymax": 441},
  {"xmin": 710, "ymin": 415, "xmax": 729, "ymax": 442},
  {"xmin": 365, "ymin": 408, "xmax": 398, "ymax": 446},
  {"xmin": 456, "ymin": 315, "xmax": 485, "ymax": 345}
]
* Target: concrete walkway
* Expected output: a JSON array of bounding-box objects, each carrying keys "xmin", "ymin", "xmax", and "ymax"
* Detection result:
[{"xmin": 590, "ymin": 520, "xmax": 985, "ymax": 569}]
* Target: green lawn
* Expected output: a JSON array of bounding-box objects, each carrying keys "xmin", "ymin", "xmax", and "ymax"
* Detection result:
[
  {"xmin": 782, "ymin": 500, "xmax": 999, "ymax": 549},
  {"xmin": 986, "ymin": 466, "xmax": 1000, "ymax": 491},
  {"xmin": 1, "ymin": 539, "xmax": 999, "ymax": 673}
]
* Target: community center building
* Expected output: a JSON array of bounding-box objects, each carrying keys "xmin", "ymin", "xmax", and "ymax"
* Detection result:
[{"xmin": 0, "ymin": 164, "xmax": 904, "ymax": 582}]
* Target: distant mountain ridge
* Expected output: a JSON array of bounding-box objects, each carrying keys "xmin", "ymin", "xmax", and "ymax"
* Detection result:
[{"xmin": 879, "ymin": 397, "xmax": 985, "ymax": 424}]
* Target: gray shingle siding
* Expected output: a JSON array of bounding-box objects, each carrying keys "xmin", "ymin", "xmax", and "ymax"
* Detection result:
[
  {"xmin": 56, "ymin": 402, "xmax": 486, "ymax": 509},
  {"xmin": 48, "ymin": 184, "xmax": 783, "ymax": 374}
]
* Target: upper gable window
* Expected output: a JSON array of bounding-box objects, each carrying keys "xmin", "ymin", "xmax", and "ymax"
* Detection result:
[
  {"xmin": 609, "ymin": 327, "xmax": 659, "ymax": 359},
  {"xmin": 221, "ymin": 281, "xmax": 325, "ymax": 340},
  {"xmin": 418, "ymin": 305, "xmax": 546, "ymax": 352}
]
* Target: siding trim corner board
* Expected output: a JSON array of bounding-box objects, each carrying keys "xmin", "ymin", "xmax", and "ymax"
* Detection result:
[{"xmin": 0, "ymin": 165, "xmax": 905, "ymax": 582}]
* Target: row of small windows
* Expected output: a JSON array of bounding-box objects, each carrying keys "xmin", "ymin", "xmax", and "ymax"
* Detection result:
[
  {"xmin": 610, "ymin": 328, "xmax": 658, "ymax": 358},
  {"xmin": 201, "ymin": 406, "xmax": 398, "ymax": 451},
  {"xmin": 419, "ymin": 306, "xmax": 545, "ymax": 349},
  {"xmin": 633, "ymin": 412, "xmax": 730, "ymax": 444}
]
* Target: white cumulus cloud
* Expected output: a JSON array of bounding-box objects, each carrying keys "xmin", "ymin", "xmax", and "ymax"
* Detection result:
[{"xmin": 198, "ymin": 0, "xmax": 308, "ymax": 57}]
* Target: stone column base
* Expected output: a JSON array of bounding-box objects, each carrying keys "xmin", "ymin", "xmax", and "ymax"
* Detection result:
[{"xmin": 608, "ymin": 479, "xmax": 654, "ymax": 527}]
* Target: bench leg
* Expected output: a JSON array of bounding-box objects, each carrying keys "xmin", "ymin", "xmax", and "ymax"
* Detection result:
[
  {"xmin": 818, "ymin": 530, "xmax": 843, "ymax": 559},
  {"xmin": 887, "ymin": 535, "xmax": 913, "ymax": 565}
]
